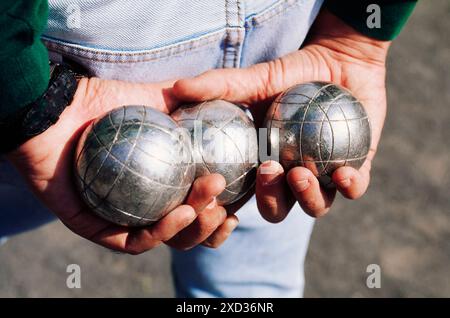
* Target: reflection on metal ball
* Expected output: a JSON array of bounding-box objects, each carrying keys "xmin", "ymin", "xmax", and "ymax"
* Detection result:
[
  {"xmin": 264, "ymin": 82, "xmax": 371, "ymax": 187},
  {"xmin": 172, "ymin": 100, "xmax": 258, "ymax": 205},
  {"xmin": 74, "ymin": 105, "xmax": 195, "ymax": 226}
]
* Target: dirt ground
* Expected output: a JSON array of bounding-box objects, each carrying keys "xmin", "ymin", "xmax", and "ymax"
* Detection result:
[{"xmin": 0, "ymin": 1, "xmax": 449, "ymax": 297}]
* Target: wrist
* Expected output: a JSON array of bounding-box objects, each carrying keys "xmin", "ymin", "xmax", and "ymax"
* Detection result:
[{"xmin": 0, "ymin": 63, "xmax": 78, "ymax": 154}]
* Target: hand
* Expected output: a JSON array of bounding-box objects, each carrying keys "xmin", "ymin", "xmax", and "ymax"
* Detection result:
[
  {"xmin": 8, "ymin": 77, "xmax": 237, "ymax": 253},
  {"xmin": 172, "ymin": 9, "xmax": 390, "ymax": 220}
]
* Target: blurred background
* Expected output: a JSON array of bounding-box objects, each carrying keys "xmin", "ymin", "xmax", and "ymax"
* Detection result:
[{"xmin": 0, "ymin": 0, "xmax": 448, "ymax": 297}]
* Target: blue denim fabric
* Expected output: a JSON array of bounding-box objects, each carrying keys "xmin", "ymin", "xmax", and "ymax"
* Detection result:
[
  {"xmin": 1, "ymin": 0, "xmax": 324, "ymax": 297},
  {"xmin": 0, "ymin": 159, "xmax": 55, "ymax": 237}
]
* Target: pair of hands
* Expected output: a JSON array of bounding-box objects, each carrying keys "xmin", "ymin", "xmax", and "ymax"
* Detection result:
[{"xmin": 8, "ymin": 10, "xmax": 390, "ymax": 254}]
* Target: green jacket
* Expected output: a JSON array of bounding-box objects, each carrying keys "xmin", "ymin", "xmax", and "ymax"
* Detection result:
[{"xmin": 0, "ymin": 0, "xmax": 417, "ymax": 121}]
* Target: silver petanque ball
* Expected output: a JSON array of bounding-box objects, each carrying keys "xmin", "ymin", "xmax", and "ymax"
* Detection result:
[
  {"xmin": 74, "ymin": 105, "xmax": 195, "ymax": 227},
  {"xmin": 264, "ymin": 82, "xmax": 371, "ymax": 187},
  {"xmin": 172, "ymin": 100, "xmax": 258, "ymax": 205}
]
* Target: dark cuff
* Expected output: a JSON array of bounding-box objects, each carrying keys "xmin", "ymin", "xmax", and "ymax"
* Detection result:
[{"xmin": 325, "ymin": 0, "xmax": 418, "ymax": 41}]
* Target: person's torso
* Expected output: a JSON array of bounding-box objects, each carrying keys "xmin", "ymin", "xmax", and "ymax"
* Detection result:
[{"xmin": 43, "ymin": 0, "xmax": 323, "ymax": 83}]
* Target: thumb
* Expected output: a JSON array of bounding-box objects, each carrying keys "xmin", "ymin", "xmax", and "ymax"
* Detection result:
[
  {"xmin": 173, "ymin": 49, "xmax": 326, "ymax": 104},
  {"xmin": 118, "ymin": 79, "xmax": 180, "ymax": 114},
  {"xmin": 137, "ymin": 80, "xmax": 180, "ymax": 113},
  {"xmin": 84, "ymin": 78, "xmax": 181, "ymax": 116}
]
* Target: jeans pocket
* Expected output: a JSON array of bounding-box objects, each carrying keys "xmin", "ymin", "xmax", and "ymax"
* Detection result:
[{"xmin": 44, "ymin": 30, "xmax": 227, "ymax": 83}]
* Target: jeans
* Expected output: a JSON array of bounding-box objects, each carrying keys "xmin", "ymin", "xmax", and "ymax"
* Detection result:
[{"xmin": 1, "ymin": 0, "xmax": 323, "ymax": 297}]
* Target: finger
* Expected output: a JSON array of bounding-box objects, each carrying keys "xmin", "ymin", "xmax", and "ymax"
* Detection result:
[
  {"xmin": 256, "ymin": 161, "xmax": 295, "ymax": 223},
  {"xmin": 225, "ymin": 185, "xmax": 255, "ymax": 215},
  {"xmin": 144, "ymin": 205, "xmax": 197, "ymax": 242},
  {"xmin": 90, "ymin": 205, "xmax": 196, "ymax": 255},
  {"xmin": 202, "ymin": 214, "xmax": 239, "ymax": 248},
  {"xmin": 60, "ymin": 207, "xmax": 113, "ymax": 243},
  {"xmin": 173, "ymin": 52, "xmax": 314, "ymax": 104},
  {"xmin": 186, "ymin": 174, "xmax": 226, "ymax": 213},
  {"xmin": 286, "ymin": 167, "xmax": 336, "ymax": 218},
  {"xmin": 78, "ymin": 78, "xmax": 180, "ymax": 117},
  {"xmin": 165, "ymin": 205, "xmax": 227, "ymax": 250},
  {"xmin": 332, "ymin": 164, "xmax": 371, "ymax": 200},
  {"xmin": 123, "ymin": 79, "xmax": 180, "ymax": 113},
  {"xmin": 174, "ymin": 67, "xmax": 266, "ymax": 103},
  {"xmin": 141, "ymin": 79, "xmax": 185, "ymax": 113}
]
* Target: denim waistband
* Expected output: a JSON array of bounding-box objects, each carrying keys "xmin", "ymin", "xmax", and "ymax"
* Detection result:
[
  {"xmin": 44, "ymin": 0, "xmax": 321, "ymax": 51},
  {"xmin": 43, "ymin": 0, "xmax": 324, "ymax": 82}
]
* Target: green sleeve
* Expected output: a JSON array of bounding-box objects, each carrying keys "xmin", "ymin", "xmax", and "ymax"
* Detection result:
[
  {"xmin": 324, "ymin": 0, "xmax": 418, "ymax": 41},
  {"xmin": 0, "ymin": 0, "xmax": 50, "ymax": 121}
]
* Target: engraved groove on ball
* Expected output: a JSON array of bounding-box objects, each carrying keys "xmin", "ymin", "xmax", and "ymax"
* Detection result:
[
  {"xmin": 172, "ymin": 100, "xmax": 259, "ymax": 205},
  {"xmin": 265, "ymin": 82, "xmax": 371, "ymax": 187},
  {"xmin": 75, "ymin": 105, "xmax": 195, "ymax": 227}
]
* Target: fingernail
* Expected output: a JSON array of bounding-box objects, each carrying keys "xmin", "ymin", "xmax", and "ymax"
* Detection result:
[
  {"xmin": 206, "ymin": 197, "xmax": 217, "ymax": 210},
  {"xmin": 187, "ymin": 210, "xmax": 197, "ymax": 222},
  {"xmin": 182, "ymin": 209, "xmax": 197, "ymax": 225},
  {"xmin": 339, "ymin": 178, "xmax": 352, "ymax": 188},
  {"xmin": 260, "ymin": 161, "xmax": 283, "ymax": 186},
  {"xmin": 292, "ymin": 179, "xmax": 309, "ymax": 192},
  {"xmin": 229, "ymin": 218, "xmax": 239, "ymax": 231}
]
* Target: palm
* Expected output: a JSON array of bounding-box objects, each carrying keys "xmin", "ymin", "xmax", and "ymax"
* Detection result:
[
  {"xmin": 308, "ymin": 43, "xmax": 387, "ymax": 192},
  {"xmin": 8, "ymin": 78, "xmax": 191, "ymax": 253},
  {"xmin": 268, "ymin": 44, "xmax": 386, "ymax": 184},
  {"xmin": 173, "ymin": 10, "xmax": 390, "ymax": 219}
]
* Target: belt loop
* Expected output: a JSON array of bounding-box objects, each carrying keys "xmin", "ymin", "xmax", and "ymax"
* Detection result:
[{"xmin": 223, "ymin": 0, "xmax": 246, "ymax": 69}]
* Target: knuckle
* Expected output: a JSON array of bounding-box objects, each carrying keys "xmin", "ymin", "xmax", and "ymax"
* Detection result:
[
  {"xmin": 179, "ymin": 216, "xmax": 196, "ymax": 230},
  {"xmin": 196, "ymin": 215, "xmax": 223, "ymax": 236},
  {"xmin": 263, "ymin": 59, "xmax": 285, "ymax": 98},
  {"xmin": 301, "ymin": 197, "xmax": 328, "ymax": 217},
  {"xmin": 158, "ymin": 231, "xmax": 177, "ymax": 243},
  {"xmin": 169, "ymin": 212, "xmax": 196, "ymax": 233},
  {"xmin": 217, "ymin": 206, "xmax": 228, "ymax": 221},
  {"xmin": 155, "ymin": 225, "xmax": 185, "ymax": 243},
  {"xmin": 191, "ymin": 180, "xmax": 210, "ymax": 200},
  {"xmin": 198, "ymin": 222, "xmax": 220, "ymax": 237},
  {"xmin": 303, "ymin": 197, "xmax": 321, "ymax": 211}
]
